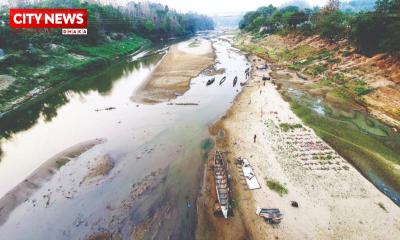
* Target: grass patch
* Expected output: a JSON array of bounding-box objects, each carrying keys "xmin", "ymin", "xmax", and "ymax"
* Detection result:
[
  {"xmin": 266, "ymin": 178, "xmax": 288, "ymax": 196},
  {"xmin": 353, "ymin": 86, "xmax": 374, "ymax": 96},
  {"xmin": 303, "ymin": 64, "xmax": 328, "ymax": 77},
  {"xmin": 276, "ymin": 45, "xmax": 316, "ymax": 62},
  {"xmin": 342, "ymin": 50, "xmax": 352, "ymax": 57},
  {"xmin": 288, "ymin": 63, "xmax": 302, "ymax": 71},
  {"xmin": 377, "ymin": 202, "xmax": 388, "ymax": 212},
  {"xmin": 280, "ymin": 123, "xmax": 303, "ymax": 132},
  {"xmin": 75, "ymin": 36, "xmax": 148, "ymax": 58},
  {"xmin": 325, "ymin": 89, "xmax": 353, "ymax": 104}
]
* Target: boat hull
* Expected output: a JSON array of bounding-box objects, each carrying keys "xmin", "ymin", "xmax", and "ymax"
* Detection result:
[{"xmin": 214, "ymin": 151, "xmax": 229, "ymax": 219}]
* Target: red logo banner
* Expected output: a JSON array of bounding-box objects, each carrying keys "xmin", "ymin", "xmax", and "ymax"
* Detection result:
[{"xmin": 9, "ymin": 9, "xmax": 88, "ymax": 28}]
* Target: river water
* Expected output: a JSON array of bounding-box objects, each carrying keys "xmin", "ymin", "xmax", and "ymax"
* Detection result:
[{"xmin": 0, "ymin": 33, "xmax": 249, "ymax": 239}]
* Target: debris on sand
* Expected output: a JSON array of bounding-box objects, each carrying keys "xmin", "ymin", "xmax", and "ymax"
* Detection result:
[
  {"xmin": 291, "ymin": 201, "xmax": 299, "ymax": 208},
  {"xmin": 95, "ymin": 107, "xmax": 116, "ymax": 112},
  {"xmin": 296, "ymin": 72, "xmax": 308, "ymax": 80},
  {"xmin": 80, "ymin": 154, "xmax": 114, "ymax": 185},
  {"xmin": 174, "ymin": 102, "xmax": 199, "ymax": 106},
  {"xmin": 87, "ymin": 232, "xmax": 113, "ymax": 240}
]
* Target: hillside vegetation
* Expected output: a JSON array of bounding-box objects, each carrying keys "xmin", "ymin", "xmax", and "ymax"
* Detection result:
[
  {"xmin": 0, "ymin": 0, "xmax": 214, "ymax": 113},
  {"xmin": 236, "ymin": 0, "xmax": 400, "ymax": 128},
  {"xmin": 239, "ymin": 0, "xmax": 399, "ymax": 55}
]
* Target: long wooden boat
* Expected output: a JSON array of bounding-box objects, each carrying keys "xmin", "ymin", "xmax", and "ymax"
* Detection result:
[
  {"xmin": 219, "ymin": 76, "xmax": 226, "ymax": 85},
  {"xmin": 214, "ymin": 151, "xmax": 229, "ymax": 218}
]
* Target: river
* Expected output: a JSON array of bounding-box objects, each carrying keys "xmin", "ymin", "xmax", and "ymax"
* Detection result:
[
  {"xmin": 0, "ymin": 32, "xmax": 249, "ymax": 239},
  {"xmin": 1, "ymin": 31, "xmax": 399, "ymax": 239}
]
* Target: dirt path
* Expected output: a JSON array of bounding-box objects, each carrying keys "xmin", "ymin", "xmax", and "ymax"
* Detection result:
[
  {"xmin": 207, "ymin": 55, "xmax": 400, "ymax": 239},
  {"xmin": 133, "ymin": 38, "xmax": 214, "ymax": 103}
]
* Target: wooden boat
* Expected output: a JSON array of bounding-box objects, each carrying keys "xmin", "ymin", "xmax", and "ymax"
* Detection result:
[
  {"xmin": 233, "ymin": 76, "xmax": 238, "ymax": 86},
  {"xmin": 262, "ymin": 76, "xmax": 270, "ymax": 81},
  {"xmin": 256, "ymin": 208, "xmax": 283, "ymax": 224},
  {"xmin": 206, "ymin": 77, "xmax": 215, "ymax": 86},
  {"xmin": 240, "ymin": 158, "xmax": 261, "ymax": 190},
  {"xmin": 214, "ymin": 151, "xmax": 229, "ymax": 218},
  {"xmin": 245, "ymin": 68, "xmax": 250, "ymax": 79},
  {"xmin": 219, "ymin": 76, "xmax": 226, "ymax": 85}
]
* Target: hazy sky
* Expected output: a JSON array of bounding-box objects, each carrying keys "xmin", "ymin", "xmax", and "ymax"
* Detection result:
[{"xmin": 137, "ymin": 0, "xmax": 329, "ymax": 15}]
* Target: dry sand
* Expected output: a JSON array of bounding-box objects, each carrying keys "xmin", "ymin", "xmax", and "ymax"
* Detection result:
[
  {"xmin": 133, "ymin": 38, "xmax": 214, "ymax": 103},
  {"xmin": 0, "ymin": 138, "xmax": 105, "ymax": 226},
  {"xmin": 210, "ymin": 55, "xmax": 400, "ymax": 239}
]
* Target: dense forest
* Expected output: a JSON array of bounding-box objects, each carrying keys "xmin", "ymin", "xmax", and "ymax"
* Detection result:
[
  {"xmin": 0, "ymin": 0, "xmax": 214, "ymax": 49},
  {"xmin": 239, "ymin": 0, "xmax": 400, "ymax": 55}
]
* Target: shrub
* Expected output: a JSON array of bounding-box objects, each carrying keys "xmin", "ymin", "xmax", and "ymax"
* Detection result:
[{"xmin": 266, "ymin": 179, "xmax": 288, "ymax": 196}]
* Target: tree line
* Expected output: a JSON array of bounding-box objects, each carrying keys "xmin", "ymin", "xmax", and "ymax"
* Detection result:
[
  {"xmin": 0, "ymin": 0, "xmax": 214, "ymax": 49},
  {"xmin": 239, "ymin": 0, "xmax": 400, "ymax": 55}
]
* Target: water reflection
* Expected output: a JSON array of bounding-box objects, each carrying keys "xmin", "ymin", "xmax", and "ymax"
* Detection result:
[{"xmin": 0, "ymin": 54, "xmax": 162, "ymax": 141}]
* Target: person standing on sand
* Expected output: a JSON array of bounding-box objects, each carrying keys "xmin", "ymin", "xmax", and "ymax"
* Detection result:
[{"xmin": 254, "ymin": 134, "xmax": 257, "ymax": 143}]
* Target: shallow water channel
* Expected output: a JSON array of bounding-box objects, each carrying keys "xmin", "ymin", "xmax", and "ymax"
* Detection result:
[{"xmin": 0, "ymin": 34, "xmax": 249, "ymax": 239}]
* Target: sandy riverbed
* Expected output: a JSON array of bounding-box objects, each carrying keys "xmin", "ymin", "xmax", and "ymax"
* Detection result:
[
  {"xmin": 133, "ymin": 38, "xmax": 214, "ymax": 103},
  {"xmin": 0, "ymin": 138, "xmax": 105, "ymax": 226},
  {"xmin": 209, "ymin": 55, "xmax": 400, "ymax": 239}
]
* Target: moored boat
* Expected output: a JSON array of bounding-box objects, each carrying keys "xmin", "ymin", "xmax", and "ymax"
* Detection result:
[
  {"xmin": 219, "ymin": 76, "xmax": 226, "ymax": 85},
  {"xmin": 233, "ymin": 76, "xmax": 238, "ymax": 86},
  {"xmin": 206, "ymin": 77, "xmax": 215, "ymax": 86},
  {"xmin": 214, "ymin": 151, "xmax": 229, "ymax": 218}
]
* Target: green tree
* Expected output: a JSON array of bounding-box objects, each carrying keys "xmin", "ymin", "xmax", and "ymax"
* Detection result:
[
  {"xmin": 315, "ymin": 11, "xmax": 348, "ymax": 40},
  {"xmin": 144, "ymin": 19, "xmax": 155, "ymax": 32}
]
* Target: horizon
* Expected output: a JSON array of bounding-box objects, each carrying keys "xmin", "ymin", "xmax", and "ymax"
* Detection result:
[
  {"xmin": 119, "ymin": 0, "xmax": 329, "ymax": 15},
  {"xmin": 2, "ymin": 0, "xmax": 330, "ymax": 15}
]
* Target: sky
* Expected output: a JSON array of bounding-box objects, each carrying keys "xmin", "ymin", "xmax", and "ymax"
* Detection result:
[
  {"xmin": 3, "ymin": 0, "xmax": 331, "ymax": 15},
  {"xmin": 135, "ymin": 0, "xmax": 329, "ymax": 15}
]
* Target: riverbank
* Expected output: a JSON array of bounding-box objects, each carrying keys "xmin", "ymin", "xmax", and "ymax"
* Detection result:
[
  {"xmin": 0, "ymin": 36, "xmax": 150, "ymax": 115},
  {"xmin": 207, "ymin": 54, "xmax": 400, "ymax": 239},
  {"xmin": 133, "ymin": 38, "xmax": 214, "ymax": 103},
  {"xmin": 234, "ymin": 33, "xmax": 400, "ymax": 203},
  {"xmin": 234, "ymin": 33, "xmax": 400, "ymax": 128}
]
